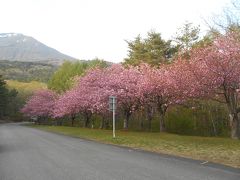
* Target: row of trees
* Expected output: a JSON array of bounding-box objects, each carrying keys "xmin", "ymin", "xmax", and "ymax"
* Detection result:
[{"xmin": 22, "ymin": 31, "xmax": 240, "ymax": 139}]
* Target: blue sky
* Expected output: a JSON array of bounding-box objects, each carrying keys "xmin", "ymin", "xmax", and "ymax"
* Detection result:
[{"xmin": 0, "ymin": 0, "xmax": 232, "ymax": 62}]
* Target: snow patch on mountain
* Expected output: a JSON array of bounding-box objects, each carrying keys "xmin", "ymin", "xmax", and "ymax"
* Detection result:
[{"xmin": 0, "ymin": 33, "xmax": 19, "ymax": 38}]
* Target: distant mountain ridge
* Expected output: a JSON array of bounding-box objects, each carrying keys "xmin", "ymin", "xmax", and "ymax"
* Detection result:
[{"xmin": 0, "ymin": 33, "xmax": 76, "ymax": 64}]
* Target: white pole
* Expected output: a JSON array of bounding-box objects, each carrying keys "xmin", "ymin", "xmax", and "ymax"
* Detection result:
[{"xmin": 113, "ymin": 100, "xmax": 116, "ymax": 138}]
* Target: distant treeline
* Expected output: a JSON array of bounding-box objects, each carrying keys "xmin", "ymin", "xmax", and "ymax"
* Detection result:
[{"xmin": 0, "ymin": 60, "xmax": 58, "ymax": 82}]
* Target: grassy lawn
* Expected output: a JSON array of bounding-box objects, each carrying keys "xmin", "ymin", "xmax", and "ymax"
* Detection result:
[{"xmin": 31, "ymin": 125, "xmax": 240, "ymax": 168}]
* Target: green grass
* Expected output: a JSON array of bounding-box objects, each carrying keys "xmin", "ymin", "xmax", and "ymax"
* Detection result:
[
  {"xmin": 7, "ymin": 80, "xmax": 47, "ymax": 92},
  {"xmin": 31, "ymin": 125, "xmax": 240, "ymax": 168}
]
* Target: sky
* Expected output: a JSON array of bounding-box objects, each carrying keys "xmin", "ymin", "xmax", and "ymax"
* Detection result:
[{"xmin": 0, "ymin": 0, "xmax": 233, "ymax": 62}]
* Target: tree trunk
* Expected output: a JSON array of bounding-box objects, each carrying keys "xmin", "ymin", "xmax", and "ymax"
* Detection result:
[
  {"xmin": 71, "ymin": 115, "xmax": 75, "ymax": 127},
  {"xmin": 84, "ymin": 111, "xmax": 92, "ymax": 128},
  {"xmin": 225, "ymin": 90, "xmax": 240, "ymax": 139},
  {"xmin": 123, "ymin": 112, "xmax": 130, "ymax": 130},
  {"xmin": 148, "ymin": 118, "xmax": 152, "ymax": 131},
  {"xmin": 209, "ymin": 110, "xmax": 217, "ymax": 136},
  {"xmin": 140, "ymin": 119, "xmax": 144, "ymax": 130},
  {"xmin": 139, "ymin": 110, "xmax": 144, "ymax": 130},
  {"xmin": 84, "ymin": 117, "xmax": 89, "ymax": 127},
  {"xmin": 84, "ymin": 114, "xmax": 90, "ymax": 127},
  {"xmin": 146, "ymin": 106, "xmax": 153, "ymax": 131},
  {"xmin": 159, "ymin": 111, "xmax": 166, "ymax": 132},
  {"xmin": 229, "ymin": 113, "xmax": 240, "ymax": 139},
  {"xmin": 123, "ymin": 118, "xmax": 128, "ymax": 129},
  {"xmin": 59, "ymin": 119, "xmax": 63, "ymax": 126},
  {"xmin": 158, "ymin": 105, "xmax": 167, "ymax": 132},
  {"xmin": 100, "ymin": 116, "xmax": 105, "ymax": 129},
  {"xmin": 105, "ymin": 118, "xmax": 110, "ymax": 129},
  {"xmin": 91, "ymin": 119, "xmax": 94, "ymax": 129}
]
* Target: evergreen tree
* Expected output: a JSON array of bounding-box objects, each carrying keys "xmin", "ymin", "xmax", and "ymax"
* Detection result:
[
  {"xmin": 0, "ymin": 75, "xmax": 9, "ymax": 117},
  {"xmin": 124, "ymin": 31, "xmax": 177, "ymax": 66},
  {"xmin": 174, "ymin": 22, "xmax": 200, "ymax": 59}
]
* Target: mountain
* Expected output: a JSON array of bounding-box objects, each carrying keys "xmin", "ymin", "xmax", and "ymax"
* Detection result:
[{"xmin": 0, "ymin": 33, "xmax": 76, "ymax": 64}]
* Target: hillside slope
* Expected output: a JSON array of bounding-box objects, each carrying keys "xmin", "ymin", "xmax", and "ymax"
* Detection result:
[{"xmin": 0, "ymin": 33, "xmax": 76, "ymax": 64}]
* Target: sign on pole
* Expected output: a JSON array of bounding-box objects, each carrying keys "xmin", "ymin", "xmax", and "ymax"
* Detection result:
[{"xmin": 109, "ymin": 96, "xmax": 116, "ymax": 138}]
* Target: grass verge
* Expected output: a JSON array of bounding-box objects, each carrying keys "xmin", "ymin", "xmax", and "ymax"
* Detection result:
[{"xmin": 30, "ymin": 125, "xmax": 240, "ymax": 168}]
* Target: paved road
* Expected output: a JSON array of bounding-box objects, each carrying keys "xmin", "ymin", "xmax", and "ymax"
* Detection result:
[{"xmin": 0, "ymin": 124, "xmax": 239, "ymax": 180}]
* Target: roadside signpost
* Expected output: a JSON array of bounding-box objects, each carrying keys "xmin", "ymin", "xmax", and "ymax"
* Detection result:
[{"xmin": 109, "ymin": 96, "xmax": 117, "ymax": 138}]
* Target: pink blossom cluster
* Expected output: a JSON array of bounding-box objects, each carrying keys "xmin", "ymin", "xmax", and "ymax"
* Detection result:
[{"xmin": 21, "ymin": 89, "xmax": 58, "ymax": 118}]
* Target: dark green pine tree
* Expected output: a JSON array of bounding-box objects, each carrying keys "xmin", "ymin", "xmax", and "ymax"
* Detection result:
[
  {"xmin": 124, "ymin": 31, "xmax": 177, "ymax": 66},
  {"xmin": 0, "ymin": 75, "xmax": 9, "ymax": 118}
]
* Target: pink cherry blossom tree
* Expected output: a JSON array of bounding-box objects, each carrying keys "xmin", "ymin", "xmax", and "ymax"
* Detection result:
[
  {"xmin": 187, "ymin": 32, "xmax": 240, "ymax": 139},
  {"xmin": 74, "ymin": 65, "xmax": 142, "ymax": 130},
  {"xmin": 53, "ymin": 88, "xmax": 79, "ymax": 126},
  {"xmin": 138, "ymin": 64, "xmax": 182, "ymax": 132},
  {"xmin": 54, "ymin": 86, "xmax": 95, "ymax": 127},
  {"xmin": 75, "ymin": 68, "xmax": 110, "ymax": 128},
  {"xmin": 53, "ymin": 67, "xmax": 109, "ymax": 127},
  {"xmin": 102, "ymin": 64, "xmax": 142, "ymax": 129},
  {"xmin": 21, "ymin": 89, "xmax": 58, "ymax": 123}
]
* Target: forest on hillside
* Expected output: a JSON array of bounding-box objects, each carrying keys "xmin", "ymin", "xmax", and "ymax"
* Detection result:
[{"xmin": 0, "ymin": 60, "xmax": 58, "ymax": 82}]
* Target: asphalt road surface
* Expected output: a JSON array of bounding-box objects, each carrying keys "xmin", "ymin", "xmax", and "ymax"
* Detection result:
[{"xmin": 0, "ymin": 123, "xmax": 239, "ymax": 180}]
